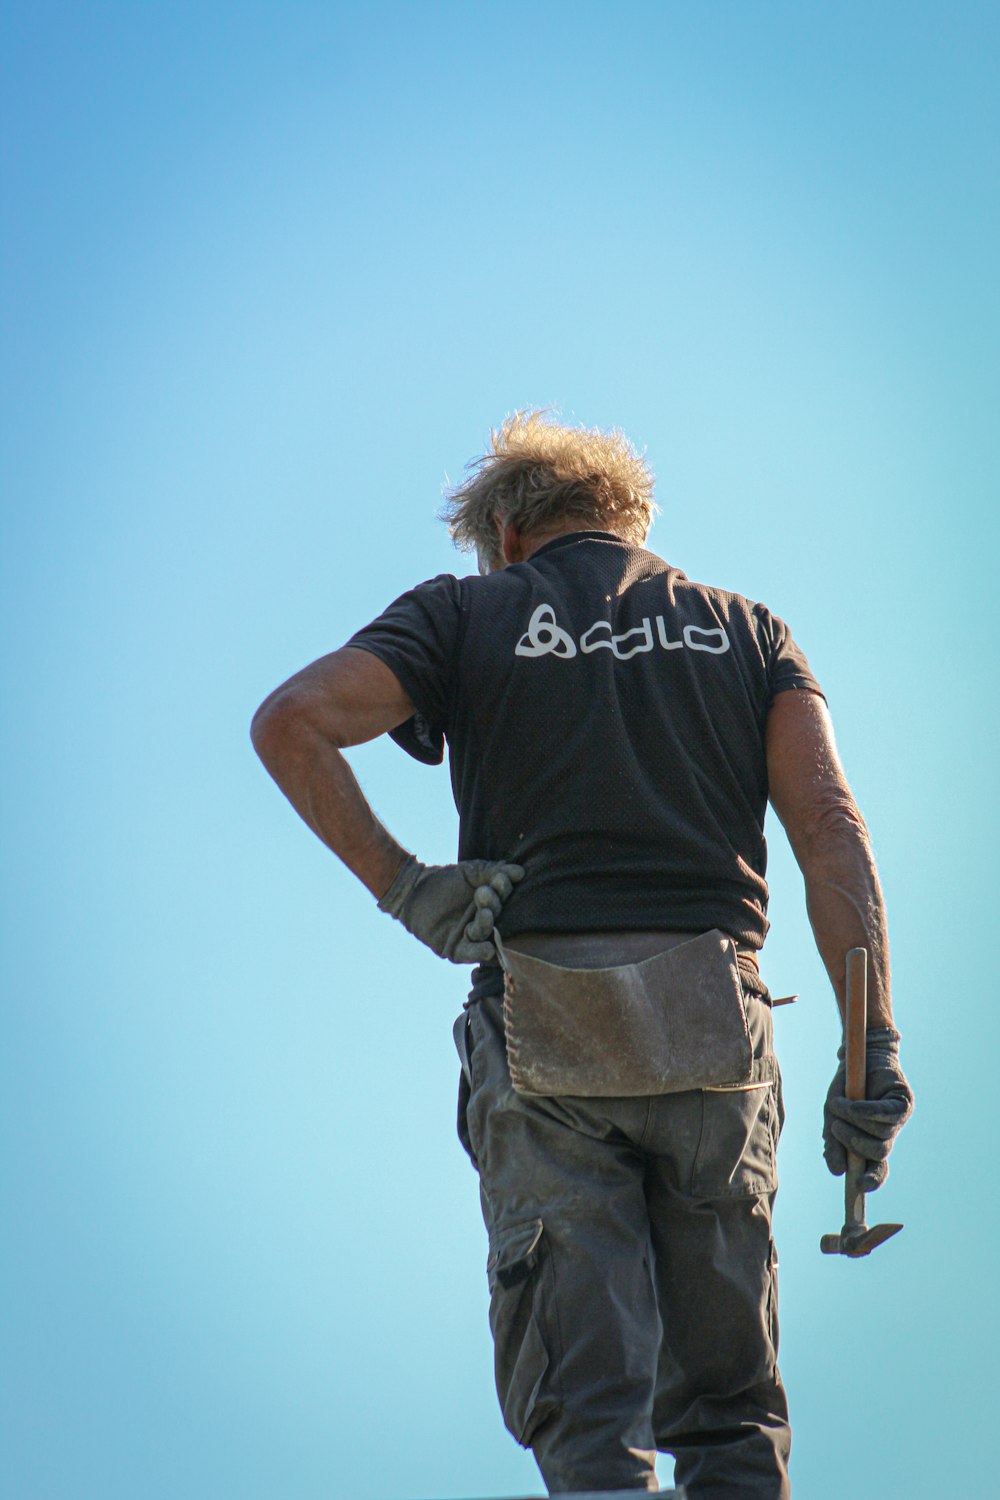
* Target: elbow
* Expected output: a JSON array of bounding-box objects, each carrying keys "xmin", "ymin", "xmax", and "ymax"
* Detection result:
[
  {"xmin": 249, "ymin": 698, "xmax": 279, "ymax": 768},
  {"xmin": 797, "ymin": 793, "xmax": 872, "ymax": 862},
  {"xmin": 250, "ymin": 682, "xmax": 351, "ymax": 772},
  {"xmin": 249, "ymin": 700, "xmax": 272, "ymax": 760},
  {"xmin": 250, "ymin": 688, "xmax": 306, "ymax": 770}
]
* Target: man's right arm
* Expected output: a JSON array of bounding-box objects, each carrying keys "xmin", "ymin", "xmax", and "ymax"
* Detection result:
[{"xmin": 766, "ymin": 689, "xmax": 912, "ymax": 1188}]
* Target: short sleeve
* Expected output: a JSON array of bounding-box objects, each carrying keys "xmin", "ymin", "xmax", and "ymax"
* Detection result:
[
  {"xmin": 345, "ymin": 574, "xmax": 463, "ymax": 765},
  {"xmin": 754, "ymin": 605, "xmax": 826, "ymax": 704}
]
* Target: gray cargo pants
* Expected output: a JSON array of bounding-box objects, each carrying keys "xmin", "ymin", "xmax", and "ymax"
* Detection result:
[{"xmin": 455, "ymin": 989, "xmax": 791, "ymax": 1498}]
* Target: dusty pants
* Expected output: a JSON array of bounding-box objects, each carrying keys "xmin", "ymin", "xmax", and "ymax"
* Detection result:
[{"xmin": 455, "ymin": 990, "xmax": 791, "ymax": 1498}]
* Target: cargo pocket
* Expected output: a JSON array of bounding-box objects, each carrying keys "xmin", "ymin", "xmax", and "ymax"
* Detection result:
[
  {"xmin": 453, "ymin": 1010, "xmax": 478, "ymax": 1167},
  {"xmin": 691, "ymin": 1056, "xmax": 780, "ymax": 1198},
  {"xmin": 487, "ymin": 1218, "xmax": 560, "ymax": 1448},
  {"xmin": 766, "ymin": 1238, "xmax": 781, "ymax": 1378}
]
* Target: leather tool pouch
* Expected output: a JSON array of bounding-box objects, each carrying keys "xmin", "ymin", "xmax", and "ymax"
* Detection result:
[{"xmin": 494, "ymin": 929, "xmax": 753, "ymax": 1097}]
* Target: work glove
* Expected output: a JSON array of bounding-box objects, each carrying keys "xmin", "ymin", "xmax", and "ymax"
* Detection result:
[
  {"xmin": 377, "ymin": 854, "xmax": 525, "ymax": 963},
  {"xmin": 823, "ymin": 1026, "xmax": 914, "ymax": 1191}
]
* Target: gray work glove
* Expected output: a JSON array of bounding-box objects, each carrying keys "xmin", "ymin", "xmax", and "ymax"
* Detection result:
[
  {"xmin": 823, "ymin": 1026, "xmax": 914, "ymax": 1191},
  {"xmin": 377, "ymin": 854, "xmax": 525, "ymax": 963}
]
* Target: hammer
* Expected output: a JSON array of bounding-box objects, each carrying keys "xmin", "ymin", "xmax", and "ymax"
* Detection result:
[{"xmin": 820, "ymin": 947, "xmax": 903, "ymax": 1258}]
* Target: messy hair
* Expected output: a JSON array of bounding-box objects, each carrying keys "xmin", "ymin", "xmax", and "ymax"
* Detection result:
[{"xmin": 440, "ymin": 410, "xmax": 657, "ymax": 572}]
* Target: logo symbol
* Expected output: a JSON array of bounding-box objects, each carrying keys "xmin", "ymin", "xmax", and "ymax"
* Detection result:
[{"xmin": 516, "ymin": 604, "xmax": 578, "ymax": 659}]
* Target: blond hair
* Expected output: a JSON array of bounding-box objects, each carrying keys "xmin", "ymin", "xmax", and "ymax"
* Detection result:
[{"xmin": 441, "ymin": 410, "xmax": 656, "ymax": 571}]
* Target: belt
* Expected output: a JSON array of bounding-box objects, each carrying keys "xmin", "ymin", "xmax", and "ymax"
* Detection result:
[
  {"xmin": 503, "ymin": 929, "xmax": 760, "ymax": 966},
  {"xmin": 501, "ymin": 930, "xmax": 781, "ymax": 1006}
]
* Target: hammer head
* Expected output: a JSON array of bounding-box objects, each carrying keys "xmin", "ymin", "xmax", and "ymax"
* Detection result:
[{"xmin": 820, "ymin": 1222, "xmax": 903, "ymax": 1258}]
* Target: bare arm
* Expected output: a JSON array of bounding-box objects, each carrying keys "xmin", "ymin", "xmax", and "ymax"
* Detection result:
[
  {"xmin": 250, "ymin": 646, "xmax": 416, "ymax": 899},
  {"xmin": 766, "ymin": 690, "xmax": 894, "ymax": 1028}
]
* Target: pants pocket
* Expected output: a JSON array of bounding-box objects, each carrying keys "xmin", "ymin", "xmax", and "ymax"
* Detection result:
[
  {"xmin": 487, "ymin": 1218, "xmax": 560, "ymax": 1447},
  {"xmin": 453, "ymin": 1010, "xmax": 478, "ymax": 1166},
  {"xmin": 766, "ymin": 1237, "xmax": 781, "ymax": 1379},
  {"xmin": 691, "ymin": 1058, "xmax": 780, "ymax": 1198}
]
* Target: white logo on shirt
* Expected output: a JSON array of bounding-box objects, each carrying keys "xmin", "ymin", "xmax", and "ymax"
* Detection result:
[
  {"xmin": 515, "ymin": 604, "xmax": 579, "ymax": 658},
  {"xmin": 514, "ymin": 603, "xmax": 730, "ymax": 660}
]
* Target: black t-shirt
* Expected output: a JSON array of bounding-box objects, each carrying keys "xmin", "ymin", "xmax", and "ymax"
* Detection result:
[{"xmin": 347, "ymin": 532, "xmax": 823, "ymax": 988}]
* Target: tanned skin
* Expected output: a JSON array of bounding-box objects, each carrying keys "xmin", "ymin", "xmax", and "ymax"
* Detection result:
[
  {"xmin": 251, "ymin": 647, "xmax": 415, "ymax": 900},
  {"xmin": 766, "ymin": 690, "xmax": 894, "ymax": 1028},
  {"xmin": 251, "ymin": 518, "xmax": 893, "ymax": 1028}
]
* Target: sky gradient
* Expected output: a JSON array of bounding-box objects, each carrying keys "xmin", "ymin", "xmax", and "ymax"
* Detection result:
[{"xmin": 3, "ymin": 3, "xmax": 998, "ymax": 1496}]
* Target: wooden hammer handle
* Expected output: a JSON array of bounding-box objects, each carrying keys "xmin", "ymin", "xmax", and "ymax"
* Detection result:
[{"xmin": 845, "ymin": 947, "xmax": 868, "ymax": 1102}]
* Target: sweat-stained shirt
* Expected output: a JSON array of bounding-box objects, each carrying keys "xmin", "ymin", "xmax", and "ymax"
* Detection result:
[{"xmin": 347, "ymin": 531, "xmax": 824, "ymax": 993}]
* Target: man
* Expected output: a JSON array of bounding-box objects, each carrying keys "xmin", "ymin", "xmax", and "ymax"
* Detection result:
[{"xmin": 251, "ymin": 412, "xmax": 912, "ymax": 1498}]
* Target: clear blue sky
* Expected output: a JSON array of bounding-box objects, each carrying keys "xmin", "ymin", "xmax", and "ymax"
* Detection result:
[{"xmin": 2, "ymin": 3, "xmax": 997, "ymax": 1496}]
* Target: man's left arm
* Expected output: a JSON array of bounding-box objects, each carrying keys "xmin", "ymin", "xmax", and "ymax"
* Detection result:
[
  {"xmin": 250, "ymin": 646, "xmax": 522, "ymax": 961},
  {"xmin": 252, "ymin": 646, "xmax": 415, "ymax": 896}
]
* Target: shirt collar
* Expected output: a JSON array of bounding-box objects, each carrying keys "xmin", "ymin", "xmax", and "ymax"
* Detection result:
[{"xmin": 529, "ymin": 530, "xmax": 628, "ymax": 560}]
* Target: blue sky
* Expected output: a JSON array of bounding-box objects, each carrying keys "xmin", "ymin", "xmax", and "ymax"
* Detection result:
[{"xmin": 2, "ymin": 3, "xmax": 997, "ymax": 1496}]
